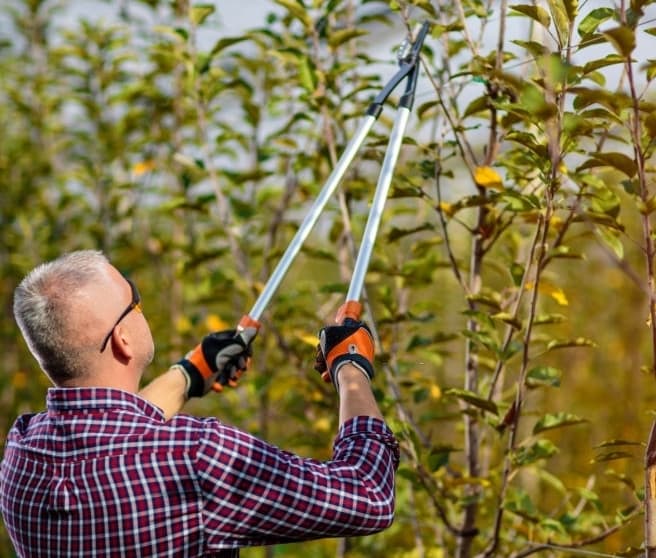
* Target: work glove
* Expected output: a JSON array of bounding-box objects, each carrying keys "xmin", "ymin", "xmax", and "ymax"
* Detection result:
[
  {"xmin": 314, "ymin": 319, "xmax": 375, "ymax": 389},
  {"xmin": 176, "ymin": 328, "xmax": 257, "ymax": 398}
]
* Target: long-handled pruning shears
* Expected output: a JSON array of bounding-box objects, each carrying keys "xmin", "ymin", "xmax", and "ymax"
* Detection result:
[{"xmin": 223, "ymin": 22, "xmax": 430, "ymax": 387}]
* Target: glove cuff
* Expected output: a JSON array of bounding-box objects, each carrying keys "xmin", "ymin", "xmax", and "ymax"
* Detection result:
[
  {"xmin": 331, "ymin": 354, "xmax": 374, "ymax": 389},
  {"xmin": 175, "ymin": 360, "xmax": 205, "ymax": 398}
]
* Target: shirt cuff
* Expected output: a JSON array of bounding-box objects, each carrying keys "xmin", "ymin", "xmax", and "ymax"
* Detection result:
[{"xmin": 334, "ymin": 416, "xmax": 400, "ymax": 468}]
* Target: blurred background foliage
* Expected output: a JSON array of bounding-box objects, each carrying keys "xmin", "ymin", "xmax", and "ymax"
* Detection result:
[{"xmin": 2, "ymin": 0, "xmax": 656, "ymax": 556}]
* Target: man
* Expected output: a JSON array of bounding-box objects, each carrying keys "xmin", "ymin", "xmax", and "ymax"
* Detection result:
[{"xmin": 0, "ymin": 250, "xmax": 399, "ymax": 557}]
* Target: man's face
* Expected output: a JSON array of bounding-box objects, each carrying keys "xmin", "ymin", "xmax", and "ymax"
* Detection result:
[{"xmin": 96, "ymin": 264, "xmax": 155, "ymax": 369}]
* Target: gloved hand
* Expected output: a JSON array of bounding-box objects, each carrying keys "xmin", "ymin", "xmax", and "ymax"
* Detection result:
[
  {"xmin": 314, "ymin": 319, "xmax": 375, "ymax": 389},
  {"xmin": 176, "ymin": 328, "xmax": 257, "ymax": 398}
]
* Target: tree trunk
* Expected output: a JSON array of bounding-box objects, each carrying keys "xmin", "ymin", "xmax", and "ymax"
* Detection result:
[{"xmin": 646, "ymin": 420, "xmax": 656, "ymax": 556}]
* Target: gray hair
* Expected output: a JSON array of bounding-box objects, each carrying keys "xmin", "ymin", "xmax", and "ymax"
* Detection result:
[{"xmin": 13, "ymin": 250, "xmax": 110, "ymax": 384}]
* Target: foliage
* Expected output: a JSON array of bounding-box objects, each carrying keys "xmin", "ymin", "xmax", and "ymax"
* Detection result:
[{"xmin": 2, "ymin": 0, "xmax": 656, "ymax": 556}]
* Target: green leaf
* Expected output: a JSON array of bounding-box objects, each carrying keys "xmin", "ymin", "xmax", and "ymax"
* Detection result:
[
  {"xmin": 411, "ymin": 0, "xmax": 438, "ymax": 17},
  {"xmin": 445, "ymin": 388, "xmax": 499, "ymax": 415},
  {"xmin": 595, "ymin": 439, "xmax": 643, "ymax": 448},
  {"xmin": 546, "ymin": 337, "xmax": 597, "ymax": 351},
  {"xmin": 427, "ymin": 445, "xmax": 459, "ymax": 472},
  {"xmin": 274, "ymin": 0, "xmax": 312, "ymax": 27},
  {"xmin": 505, "ymin": 131, "xmax": 547, "ymax": 157},
  {"xmin": 592, "ymin": 451, "xmax": 635, "ymax": 462},
  {"xmin": 579, "ymin": 107, "xmax": 624, "ymax": 125},
  {"xmin": 327, "ymin": 28, "xmax": 368, "ymax": 49},
  {"xmin": 571, "ymin": 86, "xmax": 632, "ymax": 114},
  {"xmin": 297, "ymin": 55, "xmax": 317, "ymax": 93},
  {"xmin": 578, "ymin": 8, "xmax": 615, "ymax": 37},
  {"xmin": 582, "ymin": 54, "xmax": 625, "ymax": 75},
  {"xmin": 646, "ymin": 60, "xmax": 656, "ymax": 82},
  {"xmin": 596, "ymin": 226, "xmax": 624, "ymax": 260},
  {"xmin": 643, "ymin": 110, "xmax": 656, "ymax": 137},
  {"xmin": 492, "ymin": 312, "xmax": 522, "ymax": 330},
  {"xmin": 519, "ymin": 82, "xmax": 558, "ymax": 120},
  {"xmin": 510, "ymin": 262, "xmax": 524, "ymax": 286},
  {"xmin": 153, "ymin": 25, "xmax": 188, "ymax": 42},
  {"xmin": 229, "ymin": 196, "xmax": 256, "ymax": 219},
  {"xmin": 462, "ymin": 95, "xmax": 490, "ymax": 118},
  {"xmin": 577, "ymin": 152, "xmax": 637, "ymax": 178},
  {"xmin": 562, "ymin": 0, "xmax": 578, "ymax": 20},
  {"xmin": 512, "ymin": 439, "xmax": 559, "ymax": 466},
  {"xmin": 189, "ymin": 4, "xmax": 215, "ymax": 25},
  {"xmin": 603, "ymin": 26, "xmax": 636, "ymax": 58},
  {"xmin": 534, "ymin": 314, "xmax": 567, "ymax": 325},
  {"xmin": 504, "ymin": 487, "xmax": 538, "ymax": 520},
  {"xmin": 539, "ymin": 518, "xmax": 568, "ymax": 535},
  {"xmin": 546, "ymin": 0, "xmax": 570, "ymax": 44},
  {"xmin": 461, "ymin": 328, "xmax": 499, "ymax": 353},
  {"xmin": 417, "ymin": 100, "xmax": 440, "ymax": 119},
  {"xmin": 210, "ymin": 36, "xmax": 249, "ymax": 56},
  {"xmin": 386, "ymin": 223, "xmax": 435, "ymax": 243},
  {"xmin": 406, "ymin": 332, "xmax": 458, "ymax": 351},
  {"xmin": 510, "ymin": 4, "xmax": 551, "ymax": 27},
  {"xmin": 511, "ymin": 40, "xmax": 550, "ymax": 59},
  {"xmin": 526, "ymin": 366, "xmax": 562, "ymax": 388},
  {"xmin": 499, "ymin": 190, "xmax": 541, "ymax": 212},
  {"xmin": 533, "ymin": 412, "xmax": 587, "ymax": 434},
  {"xmin": 577, "ymin": 487, "xmax": 601, "ymax": 508}
]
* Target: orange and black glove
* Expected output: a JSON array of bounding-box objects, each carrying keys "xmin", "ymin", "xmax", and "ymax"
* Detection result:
[
  {"xmin": 314, "ymin": 319, "xmax": 375, "ymax": 389},
  {"xmin": 176, "ymin": 328, "xmax": 257, "ymax": 398}
]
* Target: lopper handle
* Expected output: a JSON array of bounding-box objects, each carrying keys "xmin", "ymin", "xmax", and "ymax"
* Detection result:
[
  {"xmin": 334, "ymin": 300, "xmax": 362, "ymax": 324},
  {"xmin": 211, "ymin": 314, "xmax": 262, "ymax": 392}
]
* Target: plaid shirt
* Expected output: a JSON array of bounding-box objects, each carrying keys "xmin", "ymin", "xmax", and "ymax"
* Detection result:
[{"xmin": 1, "ymin": 388, "xmax": 399, "ymax": 557}]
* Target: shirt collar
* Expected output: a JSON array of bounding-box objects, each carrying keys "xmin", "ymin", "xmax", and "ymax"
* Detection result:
[{"xmin": 46, "ymin": 387, "xmax": 165, "ymax": 420}]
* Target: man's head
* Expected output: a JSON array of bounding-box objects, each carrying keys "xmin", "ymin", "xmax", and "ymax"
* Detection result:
[{"xmin": 13, "ymin": 250, "xmax": 154, "ymax": 387}]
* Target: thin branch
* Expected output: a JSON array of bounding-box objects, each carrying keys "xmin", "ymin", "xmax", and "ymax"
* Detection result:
[
  {"xmin": 508, "ymin": 511, "xmax": 640, "ymax": 558},
  {"xmin": 187, "ymin": 20, "xmax": 251, "ymax": 281}
]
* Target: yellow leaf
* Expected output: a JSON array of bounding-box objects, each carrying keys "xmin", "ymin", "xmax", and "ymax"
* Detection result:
[
  {"xmin": 295, "ymin": 330, "xmax": 319, "ymax": 347},
  {"xmin": 132, "ymin": 159, "xmax": 156, "ymax": 176},
  {"xmin": 474, "ymin": 166, "xmax": 503, "ymax": 190},
  {"xmin": 526, "ymin": 281, "xmax": 569, "ymax": 306},
  {"xmin": 176, "ymin": 315, "xmax": 192, "ymax": 333},
  {"xmin": 206, "ymin": 314, "xmax": 230, "ymax": 331},
  {"xmin": 543, "ymin": 284, "xmax": 568, "ymax": 306},
  {"xmin": 315, "ymin": 417, "xmax": 331, "ymax": 432},
  {"xmin": 430, "ymin": 384, "xmax": 442, "ymax": 400},
  {"xmin": 550, "ymin": 215, "xmax": 564, "ymax": 230},
  {"xmin": 438, "ymin": 201, "xmax": 455, "ymax": 217}
]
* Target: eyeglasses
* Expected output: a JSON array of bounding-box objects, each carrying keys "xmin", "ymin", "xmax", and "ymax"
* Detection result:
[{"xmin": 99, "ymin": 277, "xmax": 142, "ymax": 352}]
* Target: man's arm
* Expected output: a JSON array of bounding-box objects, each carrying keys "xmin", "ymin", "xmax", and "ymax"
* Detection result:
[
  {"xmin": 337, "ymin": 364, "xmax": 383, "ymax": 424},
  {"xmin": 193, "ymin": 320, "xmax": 398, "ymax": 547},
  {"xmin": 139, "ymin": 328, "xmax": 257, "ymax": 420},
  {"xmin": 138, "ymin": 367, "xmax": 187, "ymax": 420}
]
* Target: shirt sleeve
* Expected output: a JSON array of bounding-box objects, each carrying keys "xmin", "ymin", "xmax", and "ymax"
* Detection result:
[{"xmin": 196, "ymin": 415, "xmax": 400, "ymax": 550}]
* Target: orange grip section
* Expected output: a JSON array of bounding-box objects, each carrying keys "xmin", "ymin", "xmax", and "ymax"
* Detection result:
[
  {"xmin": 325, "ymin": 328, "xmax": 374, "ymax": 369},
  {"xmin": 335, "ymin": 300, "xmax": 362, "ymax": 324},
  {"xmin": 238, "ymin": 314, "xmax": 261, "ymax": 331},
  {"xmin": 187, "ymin": 346, "xmax": 214, "ymax": 380}
]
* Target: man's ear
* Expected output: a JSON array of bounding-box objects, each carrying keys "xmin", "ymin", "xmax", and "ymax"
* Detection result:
[{"xmin": 110, "ymin": 325, "xmax": 134, "ymax": 363}]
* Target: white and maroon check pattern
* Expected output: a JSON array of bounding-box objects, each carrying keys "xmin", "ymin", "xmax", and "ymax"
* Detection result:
[{"xmin": 1, "ymin": 388, "xmax": 399, "ymax": 557}]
